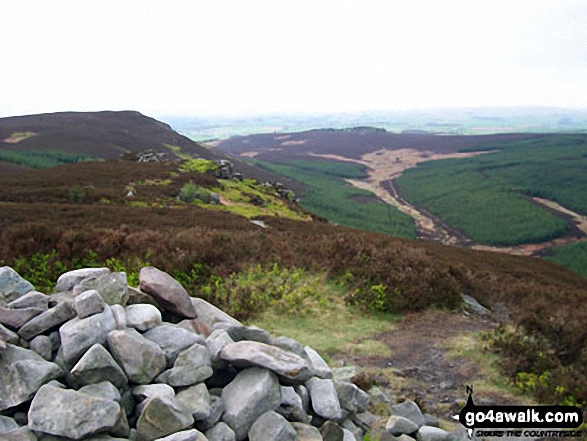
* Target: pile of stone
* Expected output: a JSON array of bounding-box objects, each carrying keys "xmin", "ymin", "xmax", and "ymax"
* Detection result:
[{"xmin": 0, "ymin": 266, "xmax": 377, "ymax": 441}]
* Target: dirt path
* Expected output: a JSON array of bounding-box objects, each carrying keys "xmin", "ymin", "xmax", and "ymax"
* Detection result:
[{"xmin": 337, "ymin": 309, "xmax": 531, "ymax": 427}]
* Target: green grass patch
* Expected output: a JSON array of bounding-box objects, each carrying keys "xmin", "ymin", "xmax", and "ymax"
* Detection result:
[
  {"xmin": 395, "ymin": 135, "xmax": 587, "ymax": 245},
  {"xmin": 180, "ymin": 158, "xmax": 219, "ymax": 173},
  {"xmin": 258, "ymin": 160, "xmax": 417, "ymax": 238},
  {"xmin": 0, "ymin": 149, "xmax": 95, "ymax": 169},
  {"xmin": 544, "ymin": 241, "xmax": 587, "ymax": 278}
]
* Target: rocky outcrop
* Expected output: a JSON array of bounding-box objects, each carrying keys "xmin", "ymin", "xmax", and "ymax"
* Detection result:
[{"xmin": 0, "ymin": 266, "xmax": 377, "ymax": 441}]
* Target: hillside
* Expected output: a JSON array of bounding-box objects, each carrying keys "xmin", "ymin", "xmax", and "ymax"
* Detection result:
[
  {"xmin": 0, "ymin": 111, "xmax": 301, "ymax": 190},
  {"xmin": 0, "ymin": 157, "xmax": 586, "ymax": 416}
]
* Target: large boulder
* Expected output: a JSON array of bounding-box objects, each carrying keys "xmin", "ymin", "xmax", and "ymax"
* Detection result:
[
  {"xmin": 306, "ymin": 378, "xmax": 342, "ymax": 420},
  {"xmin": 18, "ymin": 301, "xmax": 76, "ymax": 341},
  {"xmin": 191, "ymin": 298, "xmax": 242, "ymax": 328},
  {"xmin": 0, "ymin": 267, "xmax": 35, "ymax": 306},
  {"xmin": 125, "ymin": 304, "xmax": 162, "ymax": 331},
  {"xmin": 248, "ymin": 411, "xmax": 296, "ymax": 441},
  {"xmin": 220, "ymin": 341, "xmax": 312, "ymax": 383},
  {"xmin": 73, "ymin": 289, "xmax": 105, "ymax": 319},
  {"xmin": 156, "ymin": 429, "xmax": 209, "ymax": 441},
  {"xmin": 416, "ymin": 426, "xmax": 453, "ymax": 441},
  {"xmin": 290, "ymin": 422, "xmax": 323, "ymax": 441},
  {"xmin": 7, "ymin": 291, "xmax": 48, "ymax": 310},
  {"xmin": 73, "ymin": 272, "xmax": 129, "ymax": 306},
  {"xmin": 176, "ymin": 383, "xmax": 212, "ymax": 420},
  {"xmin": 143, "ymin": 324, "xmax": 205, "ymax": 367},
  {"xmin": 0, "ymin": 306, "xmax": 45, "ymax": 330},
  {"xmin": 107, "ymin": 329, "xmax": 166, "ymax": 384},
  {"xmin": 0, "ymin": 344, "xmax": 62, "ymax": 411},
  {"xmin": 69, "ymin": 343, "xmax": 128, "ymax": 389},
  {"xmin": 28, "ymin": 384, "xmax": 129, "ymax": 439},
  {"xmin": 55, "ymin": 267, "xmax": 110, "ymax": 293},
  {"xmin": 59, "ymin": 305, "xmax": 117, "ymax": 364},
  {"xmin": 221, "ymin": 367, "xmax": 282, "ymax": 441},
  {"xmin": 390, "ymin": 400, "xmax": 425, "ymax": 429},
  {"xmin": 135, "ymin": 395, "xmax": 194, "ymax": 441},
  {"xmin": 139, "ymin": 267, "xmax": 196, "ymax": 318},
  {"xmin": 205, "ymin": 422, "xmax": 235, "ymax": 441}
]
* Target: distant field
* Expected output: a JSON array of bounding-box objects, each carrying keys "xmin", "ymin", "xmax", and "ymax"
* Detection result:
[
  {"xmin": 0, "ymin": 149, "xmax": 95, "ymax": 169},
  {"xmin": 545, "ymin": 242, "xmax": 587, "ymax": 277},
  {"xmin": 396, "ymin": 135, "xmax": 587, "ymax": 246},
  {"xmin": 257, "ymin": 160, "xmax": 417, "ymax": 239}
]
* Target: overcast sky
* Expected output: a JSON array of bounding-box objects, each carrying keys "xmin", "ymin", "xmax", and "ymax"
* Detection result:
[{"xmin": 1, "ymin": 0, "xmax": 586, "ymax": 118}]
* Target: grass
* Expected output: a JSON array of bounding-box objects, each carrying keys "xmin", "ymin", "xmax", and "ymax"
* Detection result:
[
  {"xmin": 253, "ymin": 296, "xmax": 397, "ymax": 358},
  {"xmin": 396, "ymin": 135, "xmax": 587, "ymax": 246},
  {"xmin": 258, "ymin": 160, "xmax": 417, "ymax": 238},
  {"xmin": 544, "ymin": 241, "xmax": 587, "ymax": 278}
]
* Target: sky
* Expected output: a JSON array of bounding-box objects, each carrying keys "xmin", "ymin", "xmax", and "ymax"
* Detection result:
[{"xmin": 1, "ymin": 0, "xmax": 586, "ymax": 119}]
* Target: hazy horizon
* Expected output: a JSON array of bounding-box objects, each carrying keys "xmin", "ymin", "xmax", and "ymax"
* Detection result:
[{"xmin": 2, "ymin": 1, "xmax": 587, "ymax": 119}]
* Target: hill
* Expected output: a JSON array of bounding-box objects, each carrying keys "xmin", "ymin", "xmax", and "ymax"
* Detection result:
[
  {"xmin": 0, "ymin": 157, "xmax": 586, "ymax": 413},
  {"xmin": 0, "ymin": 111, "xmax": 301, "ymax": 190}
]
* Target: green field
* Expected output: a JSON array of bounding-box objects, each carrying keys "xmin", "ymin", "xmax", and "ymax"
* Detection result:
[
  {"xmin": 257, "ymin": 160, "xmax": 417, "ymax": 239},
  {"xmin": 545, "ymin": 242, "xmax": 587, "ymax": 278},
  {"xmin": 395, "ymin": 135, "xmax": 587, "ymax": 246}
]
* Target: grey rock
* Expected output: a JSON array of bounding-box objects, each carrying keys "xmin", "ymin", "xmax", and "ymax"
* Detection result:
[
  {"xmin": 334, "ymin": 381, "xmax": 370, "ymax": 413},
  {"xmin": 18, "ymin": 301, "xmax": 76, "ymax": 341},
  {"xmin": 110, "ymin": 304, "xmax": 127, "ymax": 329},
  {"xmin": 0, "ymin": 306, "xmax": 45, "ymax": 330},
  {"xmin": 176, "ymin": 383, "xmax": 211, "ymax": 420},
  {"xmin": 295, "ymin": 385, "xmax": 310, "ymax": 412},
  {"xmin": 0, "ymin": 336, "xmax": 6, "ymax": 351},
  {"xmin": 8, "ymin": 291, "xmax": 48, "ymax": 310},
  {"xmin": 144, "ymin": 325, "xmax": 205, "ymax": 366},
  {"xmin": 243, "ymin": 326, "xmax": 271, "ymax": 344},
  {"xmin": 107, "ymin": 328, "xmax": 166, "ymax": 384},
  {"xmin": 0, "ymin": 266, "xmax": 35, "ymax": 306},
  {"xmin": 212, "ymin": 322, "xmax": 245, "ymax": 341},
  {"xmin": 341, "ymin": 428, "xmax": 356, "ymax": 441},
  {"xmin": 195, "ymin": 395, "xmax": 224, "ymax": 431},
  {"xmin": 125, "ymin": 304, "xmax": 162, "ymax": 331},
  {"xmin": 0, "ymin": 416, "xmax": 18, "ymax": 435},
  {"xmin": 340, "ymin": 419, "xmax": 363, "ymax": 441},
  {"xmin": 423, "ymin": 414, "xmax": 440, "ymax": 428},
  {"xmin": 55, "ymin": 267, "xmax": 110, "ymax": 293},
  {"xmin": 47, "ymin": 291, "xmax": 74, "ymax": 307},
  {"xmin": 133, "ymin": 384, "xmax": 176, "ymax": 414},
  {"xmin": 74, "ymin": 289, "xmax": 105, "ymax": 318},
  {"xmin": 352, "ymin": 411, "xmax": 377, "ymax": 433},
  {"xmin": 127, "ymin": 285, "xmax": 162, "ymax": 309},
  {"xmin": 390, "ymin": 400, "xmax": 425, "ymax": 429},
  {"xmin": 191, "ymin": 297, "xmax": 241, "ymax": 327},
  {"xmin": 221, "ymin": 341, "xmax": 312, "ymax": 383},
  {"xmin": 368, "ymin": 385, "xmax": 395, "ymax": 406},
  {"xmin": 205, "ymin": 423, "xmax": 235, "ymax": 441},
  {"xmin": 59, "ymin": 305, "xmax": 117, "ymax": 364},
  {"xmin": 28, "ymin": 384, "xmax": 129, "ymax": 439},
  {"xmin": 461, "ymin": 294, "xmax": 490, "ymax": 316},
  {"xmin": 73, "ymin": 272, "xmax": 129, "ymax": 306},
  {"xmin": 320, "ymin": 421, "xmax": 344, "ymax": 441},
  {"xmin": 139, "ymin": 267, "xmax": 196, "ymax": 318},
  {"xmin": 248, "ymin": 411, "xmax": 296, "ymax": 441},
  {"xmin": 29, "ymin": 335, "xmax": 52, "ymax": 360},
  {"xmin": 157, "ymin": 364, "xmax": 214, "ymax": 387},
  {"xmin": 385, "ymin": 415, "xmax": 419, "ymax": 436},
  {"xmin": 304, "ymin": 346, "xmax": 332, "ymax": 379},
  {"xmin": 155, "ymin": 429, "xmax": 209, "ymax": 441},
  {"xmin": 70, "ymin": 343, "xmax": 128, "ymax": 389},
  {"xmin": 207, "ymin": 329, "xmax": 234, "ymax": 363},
  {"xmin": 0, "ymin": 323, "xmax": 18, "ymax": 343},
  {"xmin": 136, "ymin": 395, "xmax": 194, "ymax": 441},
  {"xmin": 0, "ymin": 344, "xmax": 62, "ymax": 411},
  {"xmin": 290, "ymin": 422, "xmax": 323, "ymax": 441},
  {"xmin": 277, "ymin": 386, "xmax": 311, "ymax": 423},
  {"xmin": 0, "ymin": 427, "xmax": 37, "ymax": 441},
  {"xmin": 416, "ymin": 426, "xmax": 453, "ymax": 441},
  {"xmin": 271, "ymin": 336, "xmax": 307, "ymax": 358},
  {"xmin": 332, "ymin": 366, "xmax": 360, "ymax": 383},
  {"xmin": 221, "ymin": 367, "xmax": 282, "ymax": 441},
  {"xmin": 306, "ymin": 378, "xmax": 342, "ymax": 420},
  {"xmin": 79, "ymin": 381, "xmax": 122, "ymax": 402}
]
